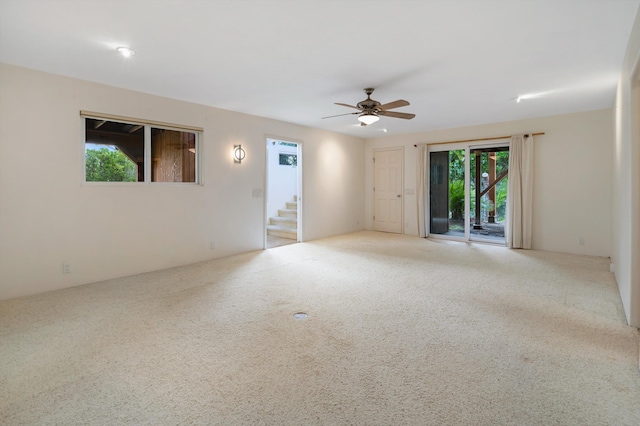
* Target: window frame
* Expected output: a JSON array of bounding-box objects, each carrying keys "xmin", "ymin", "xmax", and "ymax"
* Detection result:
[
  {"xmin": 426, "ymin": 139, "xmax": 509, "ymax": 244},
  {"xmin": 81, "ymin": 112, "xmax": 202, "ymax": 185}
]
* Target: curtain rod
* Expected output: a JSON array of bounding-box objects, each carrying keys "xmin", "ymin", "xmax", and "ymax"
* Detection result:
[
  {"xmin": 80, "ymin": 110, "xmax": 204, "ymax": 133},
  {"xmin": 413, "ymin": 132, "xmax": 545, "ymax": 147}
]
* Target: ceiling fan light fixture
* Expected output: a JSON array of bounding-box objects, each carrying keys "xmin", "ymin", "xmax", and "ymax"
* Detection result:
[{"xmin": 358, "ymin": 113, "xmax": 379, "ymax": 125}]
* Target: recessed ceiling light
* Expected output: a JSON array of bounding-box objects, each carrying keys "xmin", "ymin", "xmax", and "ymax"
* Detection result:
[
  {"xmin": 516, "ymin": 90, "xmax": 554, "ymax": 103},
  {"xmin": 116, "ymin": 47, "xmax": 135, "ymax": 58}
]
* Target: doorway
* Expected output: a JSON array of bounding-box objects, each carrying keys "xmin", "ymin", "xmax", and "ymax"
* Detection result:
[
  {"xmin": 265, "ymin": 138, "xmax": 301, "ymax": 249},
  {"xmin": 428, "ymin": 141, "xmax": 509, "ymax": 244},
  {"xmin": 374, "ymin": 147, "xmax": 404, "ymax": 233}
]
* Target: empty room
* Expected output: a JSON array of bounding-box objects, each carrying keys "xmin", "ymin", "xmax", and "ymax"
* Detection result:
[{"xmin": 1, "ymin": 0, "xmax": 639, "ymax": 424}]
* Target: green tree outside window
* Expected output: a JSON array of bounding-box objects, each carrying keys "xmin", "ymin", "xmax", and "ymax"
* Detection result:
[{"xmin": 85, "ymin": 148, "xmax": 137, "ymax": 182}]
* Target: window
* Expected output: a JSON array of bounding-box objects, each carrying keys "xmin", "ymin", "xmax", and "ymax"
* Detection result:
[
  {"xmin": 279, "ymin": 153, "xmax": 297, "ymax": 166},
  {"xmin": 85, "ymin": 118, "xmax": 145, "ymax": 182},
  {"xmin": 83, "ymin": 114, "xmax": 200, "ymax": 183},
  {"xmin": 151, "ymin": 128, "xmax": 196, "ymax": 182}
]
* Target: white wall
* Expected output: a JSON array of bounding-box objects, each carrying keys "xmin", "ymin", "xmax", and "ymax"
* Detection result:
[
  {"xmin": 0, "ymin": 63, "xmax": 365, "ymax": 300},
  {"xmin": 266, "ymin": 140, "xmax": 297, "ymax": 220},
  {"xmin": 365, "ymin": 109, "xmax": 613, "ymax": 258},
  {"xmin": 612, "ymin": 6, "xmax": 640, "ymax": 327}
]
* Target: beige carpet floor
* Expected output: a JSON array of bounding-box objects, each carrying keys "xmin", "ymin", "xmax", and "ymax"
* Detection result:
[{"xmin": 1, "ymin": 231, "xmax": 639, "ymax": 425}]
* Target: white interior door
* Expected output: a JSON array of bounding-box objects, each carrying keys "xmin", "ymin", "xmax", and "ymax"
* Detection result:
[{"xmin": 374, "ymin": 148, "xmax": 403, "ymax": 233}]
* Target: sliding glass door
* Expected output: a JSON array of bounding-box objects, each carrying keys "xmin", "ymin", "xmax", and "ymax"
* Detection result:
[
  {"xmin": 469, "ymin": 147, "xmax": 509, "ymax": 242},
  {"xmin": 428, "ymin": 142, "xmax": 509, "ymax": 244}
]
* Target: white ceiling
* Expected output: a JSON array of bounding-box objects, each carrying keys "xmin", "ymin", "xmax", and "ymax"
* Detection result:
[{"xmin": 1, "ymin": 0, "xmax": 638, "ymax": 138}]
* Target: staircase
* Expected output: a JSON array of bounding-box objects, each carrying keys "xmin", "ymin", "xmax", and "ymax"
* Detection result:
[{"xmin": 267, "ymin": 196, "xmax": 298, "ymax": 240}]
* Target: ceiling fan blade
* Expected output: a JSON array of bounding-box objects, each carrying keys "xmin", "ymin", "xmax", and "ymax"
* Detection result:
[
  {"xmin": 379, "ymin": 111, "xmax": 415, "ymax": 120},
  {"xmin": 377, "ymin": 99, "xmax": 410, "ymax": 111},
  {"xmin": 322, "ymin": 112, "xmax": 360, "ymax": 119},
  {"xmin": 335, "ymin": 102, "xmax": 361, "ymax": 110}
]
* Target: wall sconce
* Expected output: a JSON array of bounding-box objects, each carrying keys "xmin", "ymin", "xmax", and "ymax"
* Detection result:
[{"xmin": 234, "ymin": 144, "xmax": 246, "ymax": 164}]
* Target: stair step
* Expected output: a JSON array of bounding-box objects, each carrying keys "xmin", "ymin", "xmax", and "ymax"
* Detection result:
[
  {"xmin": 269, "ymin": 216, "xmax": 297, "ymax": 229},
  {"xmin": 278, "ymin": 208, "xmax": 297, "ymax": 218},
  {"xmin": 267, "ymin": 225, "xmax": 297, "ymax": 240},
  {"xmin": 286, "ymin": 201, "xmax": 297, "ymax": 210}
]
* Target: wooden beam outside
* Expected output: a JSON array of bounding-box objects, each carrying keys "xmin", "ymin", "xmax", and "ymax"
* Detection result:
[{"xmin": 479, "ymin": 168, "xmax": 509, "ymax": 198}]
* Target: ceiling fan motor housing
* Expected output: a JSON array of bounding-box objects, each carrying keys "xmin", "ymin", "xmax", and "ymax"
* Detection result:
[{"xmin": 357, "ymin": 88, "xmax": 381, "ymax": 112}]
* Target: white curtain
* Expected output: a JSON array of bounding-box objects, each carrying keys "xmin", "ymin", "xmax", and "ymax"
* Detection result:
[
  {"xmin": 506, "ymin": 134, "xmax": 534, "ymax": 248},
  {"xmin": 416, "ymin": 144, "xmax": 428, "ymax": 237}
]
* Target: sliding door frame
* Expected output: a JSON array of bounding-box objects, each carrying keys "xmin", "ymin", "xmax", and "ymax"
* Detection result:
[
  {"xmin": 427, "ymin": 139, "xmax": 508, "ymax": 244},
  {"xmin": 468, "ymin": 141, "xmax": 510, "ymax": 244}
]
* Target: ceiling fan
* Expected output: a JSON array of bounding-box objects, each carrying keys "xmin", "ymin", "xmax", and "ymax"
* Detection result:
[{"xmin": 322, "ymin": 88, "xmax": 416, "ymax": 126}]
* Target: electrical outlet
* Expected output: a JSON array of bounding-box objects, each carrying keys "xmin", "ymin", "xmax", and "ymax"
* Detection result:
[
  {"xmin": 210, "ymin": 241, "xmax": 216, "ymax": 249},
  {"xmin": 579, "ymin": 237, "xmax": 584, "ymax": 245},
  {"xmin": 63, "ymin": 263, "xmax": 71, "ymax": 274}
]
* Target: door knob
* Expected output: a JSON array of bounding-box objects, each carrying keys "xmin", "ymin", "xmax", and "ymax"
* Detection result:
[{"xmin": 397, "ymin": 194, "xmax": 402, "ymax": 198}]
